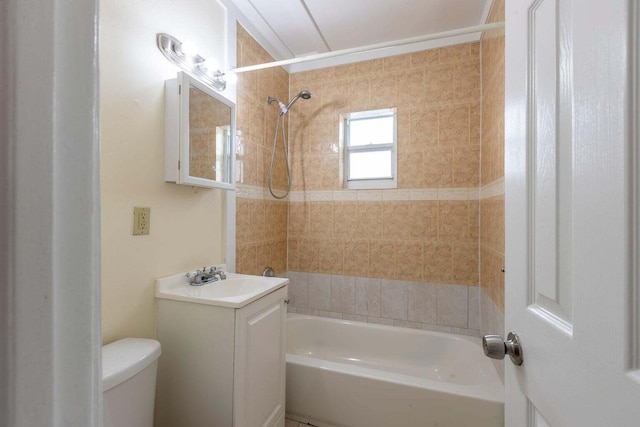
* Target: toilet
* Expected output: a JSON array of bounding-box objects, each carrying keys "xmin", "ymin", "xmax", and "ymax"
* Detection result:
[{"xmin": 102, "ymin": 338, "xmax": 161, "ymax": 427}]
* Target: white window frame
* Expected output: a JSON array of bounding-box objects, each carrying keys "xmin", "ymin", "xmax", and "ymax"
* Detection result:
[{"xmin": 339, "ymin": 107, "xmax": 398, "ymax": 190}]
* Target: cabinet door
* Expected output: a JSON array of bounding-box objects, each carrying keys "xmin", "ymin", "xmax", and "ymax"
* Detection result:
[{"xmin": 234, "ymin": 287, "xmax": 287, "ymax": 427}]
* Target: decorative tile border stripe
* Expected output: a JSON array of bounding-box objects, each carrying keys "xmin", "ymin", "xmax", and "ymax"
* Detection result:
[
  {"xmin": 236, "ymin": 184, "xmax": 481, "ymax": 202},
  {"xmin": 234, "ymin": 184, "xmax": 288, "ymax": 201},
  {"xmin": 236, "ymin": 180, "xmax": 503, "ymax": 201},
  {"xmin": 479, "ymin": 177, "xmax": 504, "ymax": 199}
]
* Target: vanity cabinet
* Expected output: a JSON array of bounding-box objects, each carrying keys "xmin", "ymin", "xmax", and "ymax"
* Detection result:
[{"xmin": 155, "ymin": 282, "xmax": 287, "ymax": 427}]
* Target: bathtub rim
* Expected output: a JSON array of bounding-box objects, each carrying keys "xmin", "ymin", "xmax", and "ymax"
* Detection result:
[{"xmin": 286, "ymin": 313, "xmax": 504, "ymax": 404}]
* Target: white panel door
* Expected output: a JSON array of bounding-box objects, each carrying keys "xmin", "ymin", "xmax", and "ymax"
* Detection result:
[{"xmin": 505, "ymin": 0, "xmax": 640, "ymax": 425}]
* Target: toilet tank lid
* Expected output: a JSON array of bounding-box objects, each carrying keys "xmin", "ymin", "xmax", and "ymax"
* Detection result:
[{"xmin": 102, "ymin": 338, "xmax": 161, "ymax": 392}]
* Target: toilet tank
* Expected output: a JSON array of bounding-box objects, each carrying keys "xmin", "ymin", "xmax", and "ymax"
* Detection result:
[{"xmin": 102, "ymin": 338, "xmax": 161, "ymax": 427}]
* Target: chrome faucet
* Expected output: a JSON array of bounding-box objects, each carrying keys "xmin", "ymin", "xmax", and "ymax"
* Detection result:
[{"xmin": 187, "ymin": 266, "xmax": 226, "ymax": 286}]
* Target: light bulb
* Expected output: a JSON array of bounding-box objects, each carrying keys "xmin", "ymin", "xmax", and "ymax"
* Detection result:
[
  {"xmin": 179, "ymin": 41, "xmax": 198, "ymax": 57},
  {"xmin": 204, "ymin": 57, "xmax": 219, "ymax": 70},
  {"xmin": 225, "ymin": 70, "xmax": 238, "ymax": 84}
]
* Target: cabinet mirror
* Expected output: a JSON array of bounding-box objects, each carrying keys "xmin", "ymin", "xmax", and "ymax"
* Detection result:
[{"xmin": 165, "ymin": 71, "xmax": 235, "ymax": 190}]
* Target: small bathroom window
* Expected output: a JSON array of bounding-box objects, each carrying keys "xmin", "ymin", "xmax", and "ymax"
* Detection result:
[{"xmin": 340, "ymin": 108, "xmax": 397, "ymax": 189}]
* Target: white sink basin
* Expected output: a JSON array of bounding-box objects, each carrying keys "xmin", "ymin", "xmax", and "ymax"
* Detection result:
[{"xmin": 156, "ymin": 271, "xmax": 288, "ymax": 308}]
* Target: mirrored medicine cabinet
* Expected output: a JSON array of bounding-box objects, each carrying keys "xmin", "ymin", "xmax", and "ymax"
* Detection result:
[{"xmin": 165, "ymin": 71, "xmax": 235, "ymax": 190}]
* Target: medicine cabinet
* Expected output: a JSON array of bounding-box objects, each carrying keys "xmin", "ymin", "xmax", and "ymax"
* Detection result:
[{"xmin": 165, "ymin": 71, "xmax": 235, "ymax": 190}]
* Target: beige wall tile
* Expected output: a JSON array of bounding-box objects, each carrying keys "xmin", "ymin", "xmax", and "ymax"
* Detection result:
[
  {"xmin": 423, "ymin": 241, "xmax": 453, "ymax": 283},
  {"xmin": 453, "ymin": 145, "xmax": 480, "ymax": 187},
  {"xmin": 369, "ymin": 240, "xmax": 396, "ymax": 279},
  {"xmin": 382, "ymin": 201, "xmax": 411, "ymax": 239},
  {"xmin": 409, "ymin": 107, "xmax": 439, "ymax": 148},
  {"xmin": 309, "ymin": 202, "xmax": 333, "ymax": 237},
  {"xmin": 236, "ymin": 198, "xmax": 251, "ymax": 245},
  {"xmin": 319, "ymin": 239, "xmax": 344, "ymax": 274},
  {"xmin": 395, "ymin": 242, "xmax": 423, "ymax": 281},
  {"xmin": 438, "ymin": 201, "xmax": 472, "ymax": 242},
  {"xmin": 333, "ymin": 202, "xmax": 359, "ymax": 238},
  {"xmin": 439, "ymin": 105, "xmax": 470, "ymax": 146},
  {"xmin": 357, "ymin": 202, "xmax": 383, "ymax": 239},
  {"xmin": 237, "ymin": 243, "xmax": 257, "ymax": 275},
  {"xmin": 298, "ymin": 238, "xmax": 320, "ymax": 272},
  {"xmin": 452, "ymin": 242, "xmax": 479, "ymax": 285},
  {"xmin": 344, "ymin": 240, "xmax": 370, "ymax": 276},
  {"xmin": 397, "ymin": 152, "xmax": 425, "ymax": 188},
  {"xmin": 423, "ymin": 147, "xmax": 454, "ymax": 187},
  {"xmin": 289, "ymin": 202, "xmax": 309, "ymax": 237},
  {"xmin": 409, "ymin": 201, "xmax": 439, "ymax": 241}
]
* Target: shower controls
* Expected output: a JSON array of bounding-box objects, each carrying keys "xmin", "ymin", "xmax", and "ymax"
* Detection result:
[{"xmin": 482, "ymin": 332, "xmax": 523, "ymax": 365}]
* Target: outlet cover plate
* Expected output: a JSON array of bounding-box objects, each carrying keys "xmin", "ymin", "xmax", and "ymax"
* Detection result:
[{"xmin": 133, "ymin": 207, "xmax": 150, "ymax": 235}]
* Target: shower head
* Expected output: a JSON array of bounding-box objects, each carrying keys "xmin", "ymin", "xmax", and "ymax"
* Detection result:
[
  {"xmin": 285, "ymin": 90, "xmax": 312, "ymax": 113},
  {"xmin": 267, "ymin": 90, "xmax": 312, "ymax": 115}
]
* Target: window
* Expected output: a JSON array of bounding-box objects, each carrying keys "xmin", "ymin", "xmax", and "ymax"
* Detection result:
[{"xmin": 341, "ymin": 108, "xmax": 397, "ymax": 189}]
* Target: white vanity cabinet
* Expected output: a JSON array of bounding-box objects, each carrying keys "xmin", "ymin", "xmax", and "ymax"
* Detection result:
[{"xmin": 154, "ymin": 273, "xmax": 288, "ymax": 427}]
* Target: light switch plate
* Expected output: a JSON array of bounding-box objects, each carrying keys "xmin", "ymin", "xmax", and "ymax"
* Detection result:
[{"xmin": 133, "ymin": 207, "xmax": 150, "ymax": 235}]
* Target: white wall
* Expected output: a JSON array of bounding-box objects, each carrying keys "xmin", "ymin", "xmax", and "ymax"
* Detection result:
[{"xmin": 101, "ymin": 0, "xmax": 232, "ymax": 343}]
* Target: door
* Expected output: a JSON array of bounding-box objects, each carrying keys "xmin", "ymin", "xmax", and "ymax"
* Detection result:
[{"xmin": 505, "ymin": 0, "xmax": 640, "ymax": 425}]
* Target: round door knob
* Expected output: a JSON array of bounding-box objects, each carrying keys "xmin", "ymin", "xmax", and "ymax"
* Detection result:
[{"xmin": 482, "ymin": 332, "xmax": 523, "ymax": 366}]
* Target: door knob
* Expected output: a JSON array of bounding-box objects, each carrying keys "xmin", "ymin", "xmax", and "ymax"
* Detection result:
[{"xmin": 482, "ymin": 332, "xmax": 523, "ymax": 365}]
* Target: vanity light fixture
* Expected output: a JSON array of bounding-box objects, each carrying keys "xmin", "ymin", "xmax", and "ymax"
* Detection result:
[{"xmin": 156, "ymin": 33, "xmax": 227, "ymax": 91}]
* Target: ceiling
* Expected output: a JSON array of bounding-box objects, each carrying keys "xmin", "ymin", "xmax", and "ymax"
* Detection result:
[{"xmin": 227, "ymin": 0, "xmax": 493, "ymax": 71}]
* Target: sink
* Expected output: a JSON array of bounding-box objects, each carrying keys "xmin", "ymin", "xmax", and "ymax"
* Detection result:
[{"xmin": 156, "ymin": 271, "xmax": 288, "ymax": 308}]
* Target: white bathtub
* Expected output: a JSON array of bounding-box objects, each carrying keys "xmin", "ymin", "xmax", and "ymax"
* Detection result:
[{"xmin": 286, "ymin": 314, "xmax": 504, "ymax": 427}]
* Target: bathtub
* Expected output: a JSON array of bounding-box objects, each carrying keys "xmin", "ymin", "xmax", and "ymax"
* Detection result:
[{"xmin": 286, "ymin": 314, "xmax": 504, "ymax": 427}]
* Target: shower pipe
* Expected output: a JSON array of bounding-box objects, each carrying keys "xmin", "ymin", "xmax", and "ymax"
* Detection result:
[
  {"xmin": 230, "ymin": 22, "xmax": 505, "ymax": 74},
  {"xmin": 267, "ymin": 90, "xmax": 312, "ymax": 199}
]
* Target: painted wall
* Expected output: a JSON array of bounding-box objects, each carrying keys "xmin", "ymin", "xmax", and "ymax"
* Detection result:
[
  {"xmin": 480, "ymin": 0, "xmax": 506, "ymax": 381},
  {"xmin": 101, "ymin": 0, "xmax": 229, "ymax": 344},
  {"xmin": 235, "ymin": 25, "xmax": 290, "ymax": 277}
]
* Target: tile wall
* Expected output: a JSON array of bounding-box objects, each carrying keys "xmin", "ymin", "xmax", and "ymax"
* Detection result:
[
  {"xmin": 480, "ymin": 0, "xmax": 506, "ymax": 381},
  {"xmin": 234, "ymin": 14, "xmax": 506, "ymax": 346},
  {"xmin": 284, "ymin": 42, "xmax": 482, "ymax": 334},
  {"xmin": 287, "ymin": 272, "xmax": 480, "ymax": 336},
  {"xmin": 235, "ymin": 25, "xmax": 289, "ymax": 276}
]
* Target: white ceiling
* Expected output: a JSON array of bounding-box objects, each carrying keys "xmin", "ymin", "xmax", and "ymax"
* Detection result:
[{"xmin": 227, "ymin": 0, "xmax": 493, "ymax": 71}]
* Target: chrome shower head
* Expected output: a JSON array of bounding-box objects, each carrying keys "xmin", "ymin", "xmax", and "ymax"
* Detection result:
[
  {"xmin": 285, "ymin": 90, "xmax": 312, "ymax": 113},
  {"xmin": 267, "ymin": 90, "xmax": 312, "ymax": 115}
]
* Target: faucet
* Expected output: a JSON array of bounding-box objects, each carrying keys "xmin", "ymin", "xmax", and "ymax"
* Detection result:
[
  {"xmin": 187, "ymin": 266, "xmax": 226, "ymax": 286},
  {"xmin": 209, "ymin": 266, "xmax": 226, "ymax": 281}
]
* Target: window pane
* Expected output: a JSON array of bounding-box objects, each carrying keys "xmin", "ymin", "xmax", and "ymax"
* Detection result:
[
  {"xmin": 348, "ymin": 150, "xmax": 392, "ymax": 180},
  {"xmin": 349, "ymin": 116, "xmax": 394, "ymax": 146}
]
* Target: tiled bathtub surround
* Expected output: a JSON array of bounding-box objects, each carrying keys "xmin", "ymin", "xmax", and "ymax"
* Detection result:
[
  {"xmin": 481, "ymin": 287, "xmax": 505, "ymax": 382},
  {"xmin": 287, "ymin": 272, "xmax": 480, "ymax": 337},
  {"xmin": 287, "ymin": 40, "xmax": 481, "ymax": 289},
  {"xmin": 479, "ymin": 0, "xmax": 505, "ymax": 382},
  {"xmin": 480, "ymin": 0, "xmax": 505, "ymax": 314},
  {"xmin": 235, "ymin": 25, "xmax": 290, "ymax": 276},
  {"xmin": 288, "ymin": 199, "xmax": 478, "ymax": 284}
]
